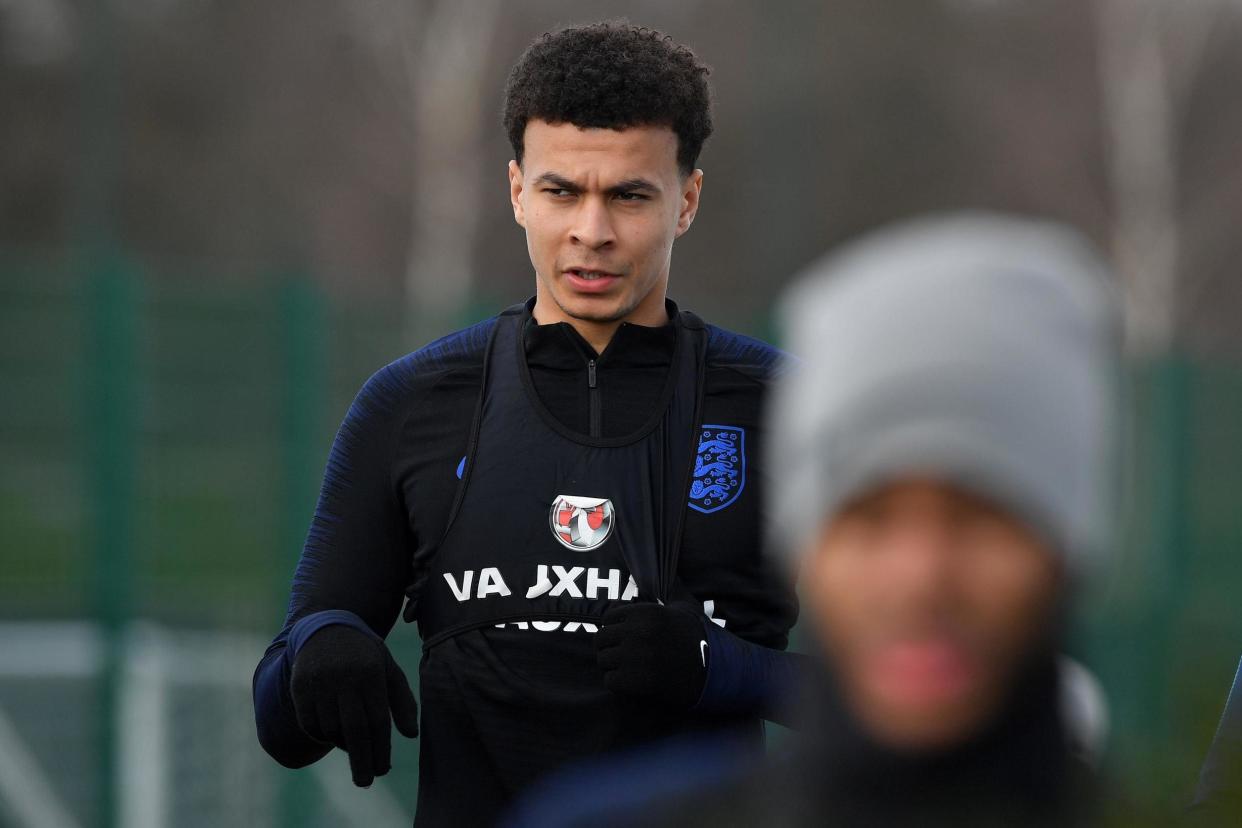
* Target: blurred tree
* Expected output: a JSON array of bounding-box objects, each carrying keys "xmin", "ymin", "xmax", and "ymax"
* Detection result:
[
  {"xmin": 344, "ymin": 0, "xmax": 502, "ymax": 320},
  {"xmin": 402, "ymin": 0, "xmax": 501, "ymax": 319},
  {"xmin": 1094, "ymin": 0, "xmax": 1240, "ymax": 355}
]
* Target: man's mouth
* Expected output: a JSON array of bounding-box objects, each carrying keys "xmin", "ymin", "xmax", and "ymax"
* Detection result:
[
  {"xmin": 563, "ymin": 268, "xmax": 621, "ymax": 293},
  {"xmin": 861, "ymin": 637, "xmax": 981, "ymax": 709}
]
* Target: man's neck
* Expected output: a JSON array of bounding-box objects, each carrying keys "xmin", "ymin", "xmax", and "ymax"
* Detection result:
[{"xmin": 531, "ymin": 293, "xmax": 670, "ymax": 355}]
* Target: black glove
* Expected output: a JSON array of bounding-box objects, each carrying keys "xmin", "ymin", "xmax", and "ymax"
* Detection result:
[
  {"xmin": 290, "ymin": 624, "xmax": 419, "ymax": 787},
  {"xmin": 595, "ymin": 602, "xmax": 709, "ymax": 710}
]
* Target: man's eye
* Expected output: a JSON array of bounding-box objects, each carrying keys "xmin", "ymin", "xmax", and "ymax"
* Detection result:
[
  {"xmin": 543, "ymin": 188, "xmax": 574, "ymax": 198},
  {"xmin": 616, "ymin": 192, "xmax": 648, "ymax": 201}
]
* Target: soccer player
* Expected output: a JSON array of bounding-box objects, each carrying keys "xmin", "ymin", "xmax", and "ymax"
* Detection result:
[
  {"xmin": 253, "ymin": 22, "xmax": 800, "ymax": 826},
  {"xmin": 578, "ymin": 213, "xmax": 1123, "ymax": 827},
  {"xmin": 753, "ymin": 214, "xmax": 1122, "ymax": 825}
]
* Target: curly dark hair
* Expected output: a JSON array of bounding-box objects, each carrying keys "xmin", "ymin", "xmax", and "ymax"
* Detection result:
[{"xmin": 502, "ymin": 21, "xmax": 713, "ymax": 176}]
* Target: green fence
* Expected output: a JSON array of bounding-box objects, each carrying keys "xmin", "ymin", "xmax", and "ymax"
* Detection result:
[
  {"xmin": 2, "ymin": 249, "xmax": 1242, "ymax": 825},
  {"xmin": 1092, "ymin": 355, "xmax": 1242, "ymax": 808},
  {"xmin": 1, "ymin": 250, "xmax": 443, "ymax": 826}
]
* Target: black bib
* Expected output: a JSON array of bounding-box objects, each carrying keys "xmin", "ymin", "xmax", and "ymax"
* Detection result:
[{"xmin": 418, "ymin": 303, "xmax": 707, "ymax": 649}]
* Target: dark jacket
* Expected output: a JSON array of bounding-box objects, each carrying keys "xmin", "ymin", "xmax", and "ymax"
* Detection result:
[
  {"xmin": 647, "ymin": 653, "xmax": 1103, "ymax": 827},
  {"xmin": 253, "ymin": 300, "xmax": 800, "ymax": 825}
]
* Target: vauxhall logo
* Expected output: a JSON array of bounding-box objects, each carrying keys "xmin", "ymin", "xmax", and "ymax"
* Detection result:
[
  {"xmin": 442, "ymin": 565, "xmax": 639, "ymax": 603},
  {"xmin": 441, "ymin": 493, "xmax": 629, "ymax": 609},
  {"xmin": 549, "ymin": 494, "xmax": 614, "ymax": 551},
  {"xmin": 438, "ymin": 490, "xmax": 734, "ymax": 634}
]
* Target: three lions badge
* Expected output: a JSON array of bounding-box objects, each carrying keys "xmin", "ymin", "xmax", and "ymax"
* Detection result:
[{"xmin": 688, "ymin": 425, "xmax": 745, "ymax": 514}]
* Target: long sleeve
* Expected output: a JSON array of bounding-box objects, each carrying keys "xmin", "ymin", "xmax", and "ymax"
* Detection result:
[
  {"xmin": 695, "ymin": 622, "xmax": 811, "ymax": 727},
  {"xmin": 253, "ymin": 364, "xmax": 417, "ymax": 767}
]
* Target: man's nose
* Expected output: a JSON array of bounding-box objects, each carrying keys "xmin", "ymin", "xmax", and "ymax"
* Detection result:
[
  {"xmin": 884, "ymin": 523, "xmax": 957, "ymax": 607},
  {"xmin": 570, "ymin": 197, "xmax": 616, "ymax": 249}
]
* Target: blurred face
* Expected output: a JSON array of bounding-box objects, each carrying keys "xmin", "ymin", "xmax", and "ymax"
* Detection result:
[
  {"xmin": 803, "ymin": 480, "xmax": 1062, "ymax": 752},
  {"xmin": 509, "ymin": 120, "xmax": 702, "ymax": 334}
]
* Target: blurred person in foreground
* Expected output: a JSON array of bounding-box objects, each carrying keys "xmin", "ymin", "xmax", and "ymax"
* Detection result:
[
  {"xmin": 507, "ymin": 212, "xmax": 1125, "ymax": 827},
  {"xmin": 253, "ymin": 21, "xmax": 802, "ymax": 827},
  {"xmin": 752, "ymin": 213, "xmax": 1122, "ymax": 826}
]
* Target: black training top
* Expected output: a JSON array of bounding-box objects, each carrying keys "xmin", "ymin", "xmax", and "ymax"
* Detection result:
[{"xmin": 254, "ymin": 299, "xmax": 798, "ymax": 826}]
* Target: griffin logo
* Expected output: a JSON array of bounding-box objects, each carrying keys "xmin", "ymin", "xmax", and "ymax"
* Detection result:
[{"xmin": 549, "ymin": 495, "xmax": 615, "ymax": 551}]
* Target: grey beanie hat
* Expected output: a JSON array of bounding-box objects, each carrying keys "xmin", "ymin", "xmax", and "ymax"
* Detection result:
[{"xmin": 769, "ymin": 212, "xmax": 1122, "ymax": 574}]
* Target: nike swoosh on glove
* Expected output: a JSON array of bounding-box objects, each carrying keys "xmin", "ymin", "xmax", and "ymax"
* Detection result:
[
  {"xmin": 290, "ymin": 624, "xmax": 419, "ymax": 787},
  {"xmin": 595, "ymin": 602, "xmax": 709, "ymax": 710}
]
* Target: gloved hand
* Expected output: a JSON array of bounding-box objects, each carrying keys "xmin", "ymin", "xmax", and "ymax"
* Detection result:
[
  {"xmin": 595, "ymin": 602, "xmax": 709, "ymax": 710},
  {"xmin": 290, "ymin": 624, "xmax": 419, "ymax": 787}
]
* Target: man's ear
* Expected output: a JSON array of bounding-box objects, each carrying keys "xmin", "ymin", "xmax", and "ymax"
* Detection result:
[
  {"xmin": 675, "ymin": 169, "xmax": 704, "ymax": 238},
  {"xmin": 508, "ymin": 160, "xmax": 526, "ymax": 228}
]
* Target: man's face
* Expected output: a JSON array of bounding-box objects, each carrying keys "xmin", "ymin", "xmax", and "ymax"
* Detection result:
[
  {"xmin": 802, "ymin": 479, "xmax": 1062, "ymax": 752},
  {"xmin": 508, "ymin": 120, "xmax": 702, "ymax": 327}
]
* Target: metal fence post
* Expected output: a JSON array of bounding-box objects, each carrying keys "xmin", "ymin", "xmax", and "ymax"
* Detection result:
[
  {"xmin": 85, "ymin": 253, "xmax": 138, "ymax": 828},
  {"xmin": 277, "ymin": 277, "xmax": 327, "ymax": 827},
  {"xmin": 1093, "ymin": 353, "xmax": 1193, "ymax": 800}
]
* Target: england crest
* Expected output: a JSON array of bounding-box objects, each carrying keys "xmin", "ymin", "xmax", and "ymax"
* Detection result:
[
  {"xmin": 688, "ymin": 425, "xmax": 746, "ymax": 514},
  {"xmin": 549, "ymin": 495, "xmax": 615, "ymax": 551}
]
